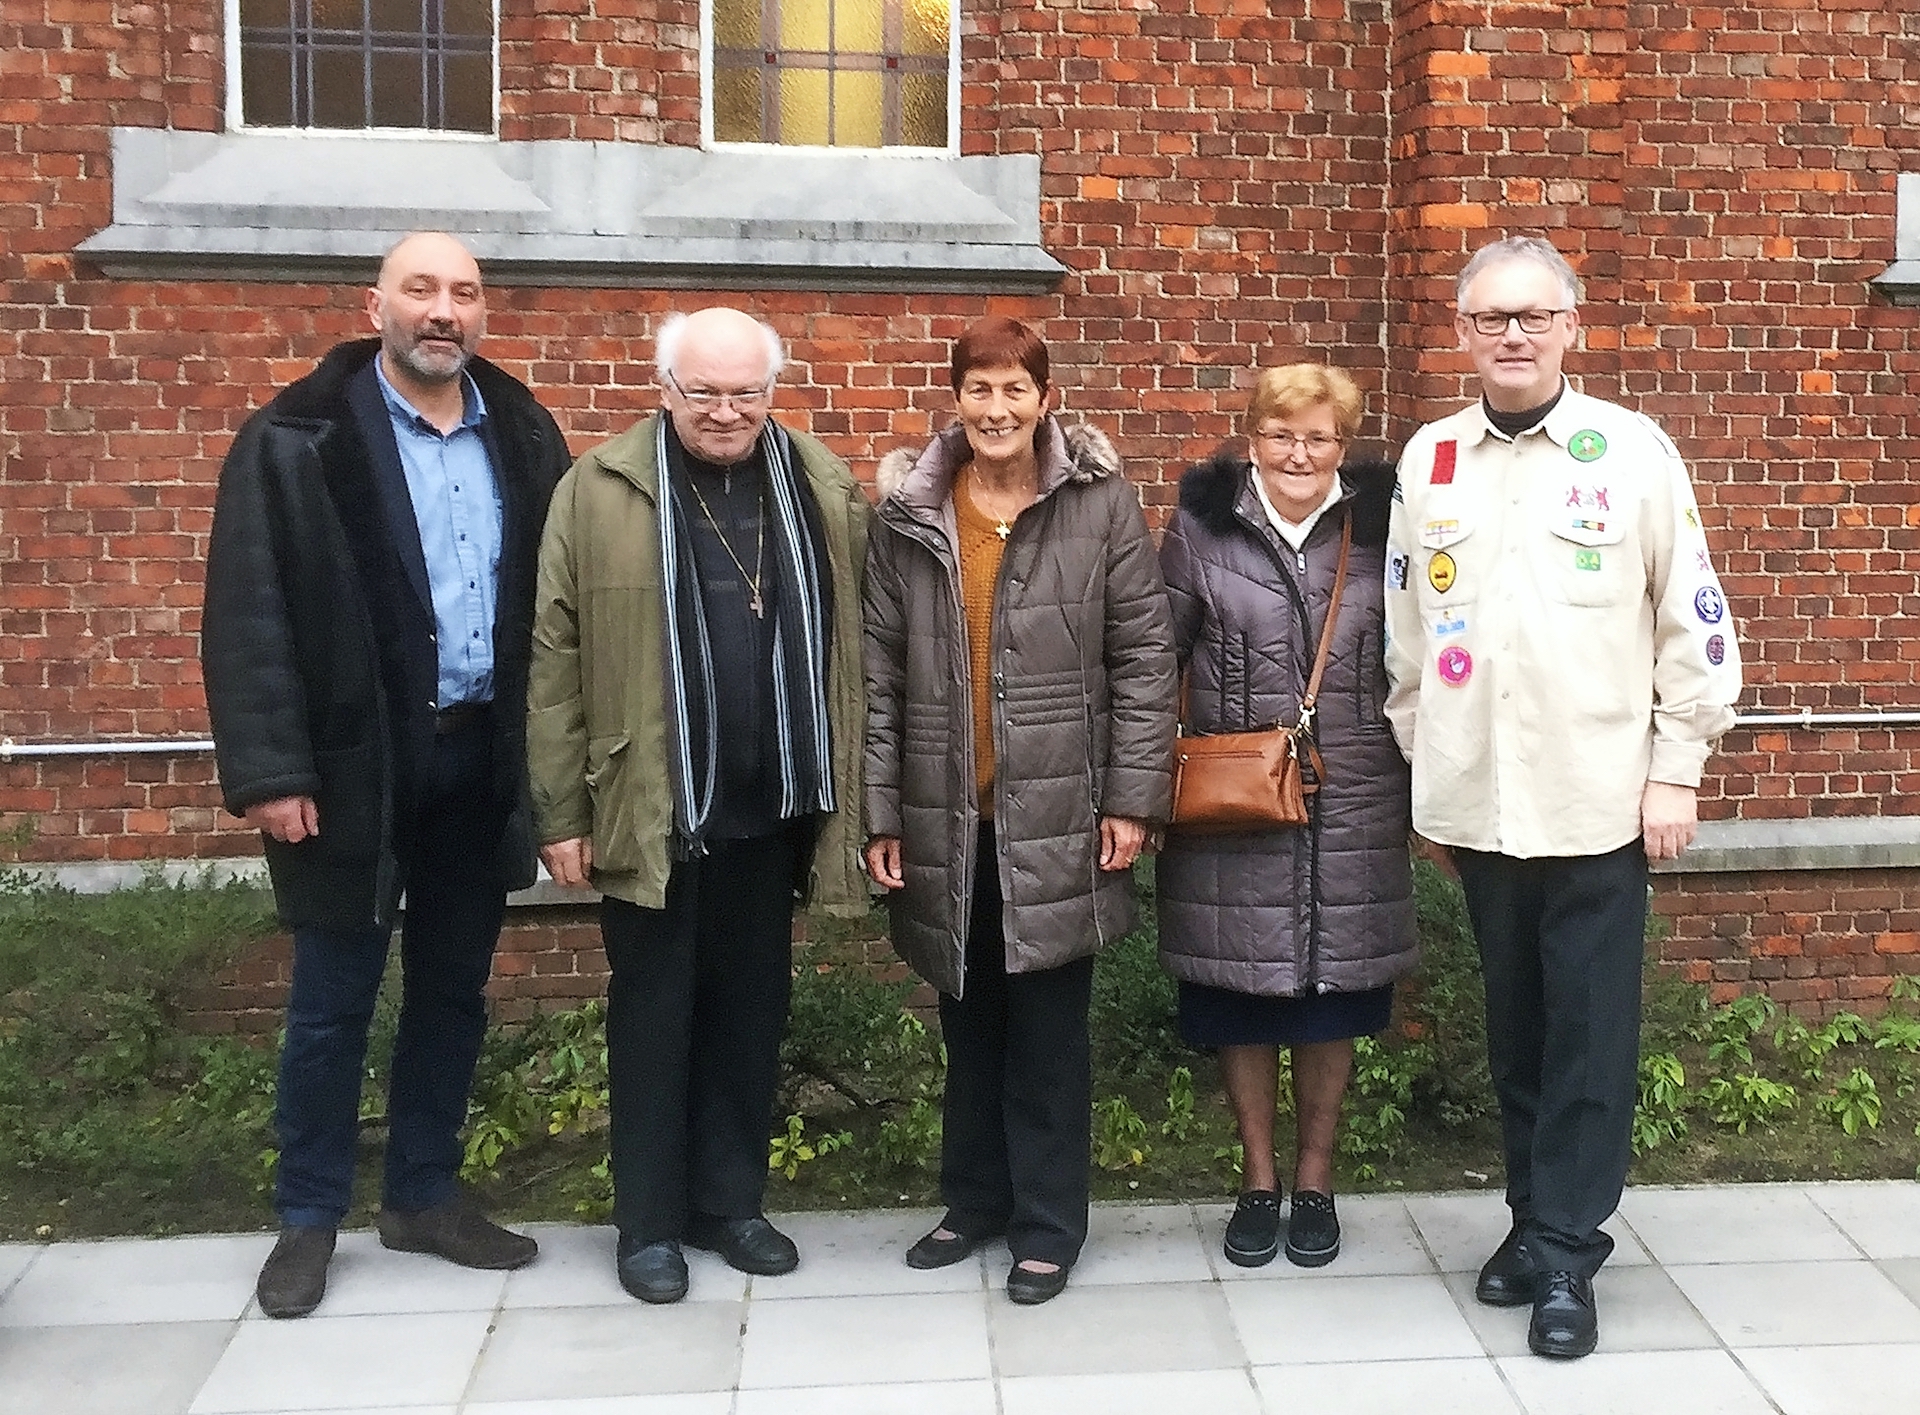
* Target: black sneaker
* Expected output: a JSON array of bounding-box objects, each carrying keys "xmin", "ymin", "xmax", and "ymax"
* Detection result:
[
  {"xmin": 1285, "ymin": 1190, "xmax": 1340, "ymax": 1268},
  {"xmin": 1223, "ymin": 1189, "xmax": 1282, "ymax": 1267}
]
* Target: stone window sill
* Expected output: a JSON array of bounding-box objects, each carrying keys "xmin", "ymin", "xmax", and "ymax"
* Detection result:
[
  {"xmin": 78, "ymin": 129, "xmax": 1065, "ymax": 293},
  {"xmin": 1871, "ymin": 172, "xmax": 1920, "ymax": 306}
]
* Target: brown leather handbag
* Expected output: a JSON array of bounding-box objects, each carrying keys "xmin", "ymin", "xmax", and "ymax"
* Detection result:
[{"xmin": 1168, "ymin": 514, "xmax": 1351, "ymax": 835}]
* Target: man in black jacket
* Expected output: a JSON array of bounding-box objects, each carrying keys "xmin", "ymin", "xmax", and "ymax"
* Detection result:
[{"xmin": 202, "ymin": 231, "xmax": 569, "ymax": 1318}]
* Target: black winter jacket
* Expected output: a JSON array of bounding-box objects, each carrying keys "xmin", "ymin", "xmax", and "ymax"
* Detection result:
[
  {"xmin": 1155, "ymin": 451, "xmax": 1417, "ymax": 998},
  {"xmin": 201, "ymin": 339, "xmax": 569, "ymax": 930}
]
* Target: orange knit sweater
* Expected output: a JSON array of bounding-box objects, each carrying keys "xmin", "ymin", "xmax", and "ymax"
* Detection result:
[{"xmin": 953, "ymin": 466, "xmax": 1010, "ymax": 814}]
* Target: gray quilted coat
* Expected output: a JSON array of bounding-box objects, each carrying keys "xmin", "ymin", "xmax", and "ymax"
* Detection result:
[
  {"xmin": 1156, "ymin": 451, "xmax": 1417, "ymax": 998},
  {"xmin": 863, "ymin": 418, "xmax": 1178, "ymax": 997}
]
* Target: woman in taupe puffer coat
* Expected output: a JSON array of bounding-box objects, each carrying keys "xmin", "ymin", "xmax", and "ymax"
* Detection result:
[
  {"xmin": 863, "ymin": 318, "xmax": 1177, "ymax": 1304},
  {"xmin": 1157, "ymin": 363, "xmax": 1416, "ymax": 1273}
]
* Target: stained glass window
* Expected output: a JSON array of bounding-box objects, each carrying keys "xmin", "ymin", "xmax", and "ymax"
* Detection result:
[{"xmin": 238, "ymin": 0, "xmax": 494, "ymax": 132}]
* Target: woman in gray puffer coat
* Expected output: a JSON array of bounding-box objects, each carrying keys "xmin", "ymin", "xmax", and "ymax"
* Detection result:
[
  {"xmin": 1157, "ymin": 363, "xmax": 1416, "ymax": 1272},
  {"xmin": 864, "ymin": 317, "xmax": 1177, "ymax": 1304}
]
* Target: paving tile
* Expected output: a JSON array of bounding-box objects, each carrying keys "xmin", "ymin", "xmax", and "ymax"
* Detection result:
[
  {"xmin": 265, "ymin": 1229, "xmax": 506, "ymax": 1317},
  {"xmin": 989, "ymin": 1279, "xmax": 1244, "ymax": 1379},
  {"xmin": 1497, "ymin": 1349, "xmax": 1776, "ymax": 1415},
  {"xmin": 1201, "ymin": 1193, "xmax": 1433, "ymax": 1280},
  {"xmin": 1003, "ymin": 1368, "xmax": 1262, "ymax": 1415},
  {"xmin": 1803, "ymin": 1180, "xmax": 1920, "ymax": 1259},
  {"xmin": 735, "ymin": 1380, "xmax": 997, "ymax": 1415},
  {"xmin": 188, "ymin": 1309, "xmax": 492, "ymax": 1412},
  {"xmin": 1442, "ymin": 1262, "xmax": 1716, "ymax": 1358},
  {"xmin": 0, "ymin": 1242, "xmax": 42, "ymax": 1301},
  {"xmin": 1403, "ymin": 1192, "xmax": 1649, "ymax": 1274},
  {"xmin": 1737, "ymin": 1343, "xmax": 1920, "ymax": 1415},
  {"xmin": 738, "ymin": 1290, "xmax": 991, "ymax": 1388},
  {"xmin": 0, "ymin": 1234, "xmax": 269, "ymax": 1328},
  {"xmin": 499, "ymin": 1223, "xmax": 746, "ymax": 1308},
  {"xmin": 1881, "ymin": 1257, "xmax": 1920, "ymax": 1307},
  {"xmin": 1666, "ymin": 1260, "xmax": 1920, "ymax": 1348},
  {"xmin": 471, "ymin": 1399, "xmax": 727, "ymax": 1415},
  {"xmin": 1071, "ymin": 1203, "xmax": 1212, "ymax": 1286},
  {"xmin": 752, "ymin": 1208, "xmax": 989, "ymax": 1298},
  {"xmin": 1617, "ymin": 1186, "xmax": 1854, "ymax": 1265},
  {"xmin": 468, "ymin": 1302, "xmax": 745, "ymax": 1401},
  {"xmin": 0, "ymin": 1320, "xmax": 234, "ymax": 1415},
  {"xmin": 1225, "ymin": 1271, "xmax": 1480, "ymax": 1365},
  {"xmin": 1252, "ymin": 1357, "xmax": 1522, "ymax": 1415}
]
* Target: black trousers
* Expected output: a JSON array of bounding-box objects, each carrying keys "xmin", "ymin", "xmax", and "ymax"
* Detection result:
[
  {"xmin": 600, "ymin": 825, "xmax": 804, "ymax": 1243},
  {"xmin": 1452, "ymin": 840, "xmax": 1649, "ymax": 1278},
  {"xmin": 937, "ymin": 823, "xmax": 1095, "ymax": 1269}
]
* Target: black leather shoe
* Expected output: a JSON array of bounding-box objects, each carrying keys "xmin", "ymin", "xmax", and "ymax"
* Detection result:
[
  {"xmin": 1223, "ymin": 1189, "xmax": 1282, "ymax": 1268},
  {"xmin": 1475, "ymin": 1223, "xmax": 1536, "ymax": 1307},
  {"xmin": 1529, "ymin": 1271, "xmax": 1599, "ymax": 1359},
  {"xmin": 1285, "ymin": 1190, "xmax": 1340, "ymax": 1268},
  {"xmin": 684, "ymin": 1214, "xmax": 800, "ymax": 1276},
  {"xmin": 256, "ymin": 1225, "xmax": 336, "ymax": 1319},
  {"xmin": 1006, "ymin": 1260, "xmax": 1070, "ymax": 1305},
  {"xmin": 377, "ymin": 1193, "xmax": 538, "ymax": 1270},
  {"xmin": 905, "ymin": 1220, "xmax": 1003, "ymax": 1270},
  {"xmin": 616, "ymin": 1235, "xmax": 689, "ymax": 1304}
]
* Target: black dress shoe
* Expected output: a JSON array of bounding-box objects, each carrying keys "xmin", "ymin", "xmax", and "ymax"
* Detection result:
[
  {"xmin": 1475, "ymin": 1223, "xmax": 1536, "ymax": 1307},
  {"xmin": 1285, "ymin": 1191, "xmax": 1340, "ymax": 1268},
  {"xmin": 1006, "ymin": 1260, "xmax": 1070, "ymax": 1305},
  {"xmin": 685, "ymin": 1214, "xmax": 800, "ymax": 1276},
  {"xmin": 1223, "ymin": 1189, "xmax": 1282, "ymax": 1268},
  {"xmin": 905, "ymin": 1220, "xmax": 1003, "ymax": 1270},
  {"xmin": 1529, "ymin": 1271, "xmax": 1599, "ymax": 1359},
  {"xmin": 377, "ymin": 1193, "xmax": 538, "ymax": 1270},
  {"xmin": 616, "ymin": 1235, "xmax": 689, "ymax": 1304},
  {"xmin": 256, "ymin": 1225, "xmax": 335, "ymax": 1319}
]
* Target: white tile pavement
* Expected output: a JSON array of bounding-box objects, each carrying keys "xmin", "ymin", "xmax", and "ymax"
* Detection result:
[{"xmin": 2, "ymin": 1183, "xmax": 1918, "ymax": 1414}]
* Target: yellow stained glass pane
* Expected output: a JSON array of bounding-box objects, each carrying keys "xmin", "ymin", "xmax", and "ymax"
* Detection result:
[
  {"xmin": 903, "ymin": 0, "xmax": 950, "ymax": 56},
  {"xmin": 713, "ymin": 0, "xmax": 759, "ymax": 50},
  {"xmin": 713, "ymin": 65, "xmax": 762, "ymax": 142},
  {"xmin": 779, "ymin": 67, "xmax": 830, "ymax": 145},
  {"xmin": 899, "ymin": 71, "xmax": 945, "ymax": 147},
  {"xmin": 833, "ymin": 68, "xmax": 882, "ymax": 147},
  {"xmin": 834, "ymin": 0, "xmax": 882, "ymax": 54},
  {"xmin": 779, "ymin": 0, "xmax": 829, "ymax": 51}
]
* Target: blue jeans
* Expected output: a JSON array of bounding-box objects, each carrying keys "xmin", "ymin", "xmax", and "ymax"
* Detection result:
[{"xmin": 273, "ymin": 716, "xmax": 509, "ymax": 1230}]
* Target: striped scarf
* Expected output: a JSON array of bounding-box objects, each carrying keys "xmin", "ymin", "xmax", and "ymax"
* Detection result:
[{"xmin": 656, "ymin": 417, "xmax": 836, "ymax": 858}]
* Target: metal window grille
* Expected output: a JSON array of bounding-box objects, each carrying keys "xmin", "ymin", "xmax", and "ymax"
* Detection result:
[
  {"xmin": 711, "ymin": 0, "xmax": 951, "ymax": 148},
  {"xmin": 238, "ymin": 0, "xmax": 494, "ymax": 132}
]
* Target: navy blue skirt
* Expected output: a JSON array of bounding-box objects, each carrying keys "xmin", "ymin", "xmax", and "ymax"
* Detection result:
[{"xmin": 1178, "ymin": 981, "xmax": 1395, "ymax": 1049}]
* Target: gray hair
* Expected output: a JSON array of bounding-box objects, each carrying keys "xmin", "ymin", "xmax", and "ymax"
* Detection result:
[
  {"xmin": 1455, "ymin": 236, "xmax": 1583, "ymax": 308},
  {"xmin": 653, "ymin": 311, "xmax": 787, "ymax": 385}
]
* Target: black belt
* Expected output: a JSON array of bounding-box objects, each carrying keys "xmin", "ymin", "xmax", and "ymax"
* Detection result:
[{"xmin": 435, "ymin": 701, "xmax": 490, "ymax": 735}]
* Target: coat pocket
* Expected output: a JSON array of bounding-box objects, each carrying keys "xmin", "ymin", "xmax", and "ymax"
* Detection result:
[
  {"xmin": 584, "ymin": 733, "xmax": 641, "ymax": 874},
  {"xmin": 311, "ymin": 744, "xmax": 383, "ymax": 862}
]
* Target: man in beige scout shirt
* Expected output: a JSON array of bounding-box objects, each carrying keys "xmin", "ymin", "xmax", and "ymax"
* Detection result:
[{"xmin": 1384, "ymin": 236, "xmax": 1743, "ymax": 1360}]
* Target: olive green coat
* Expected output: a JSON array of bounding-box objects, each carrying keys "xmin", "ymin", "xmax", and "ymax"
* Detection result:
[{"xmin": 527, "ymin": 413, "xmax": 871, "ymax": 913}]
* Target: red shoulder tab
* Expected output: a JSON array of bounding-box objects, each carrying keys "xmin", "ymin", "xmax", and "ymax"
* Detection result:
[{"xmin": 1431, "ymin": 439, "xmax": 1457, "ymax": 486}]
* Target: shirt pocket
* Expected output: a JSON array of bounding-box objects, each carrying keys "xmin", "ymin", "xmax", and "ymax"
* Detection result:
[
  {"xmin": 1414, "ymin": 512, "xmax": 1476, "ymax": 615},
  {"xmin": 1538, "ymin": 517, "xmax": 1632, "ymax": 608}
]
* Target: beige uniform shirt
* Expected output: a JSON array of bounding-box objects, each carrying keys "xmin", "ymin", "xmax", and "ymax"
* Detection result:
[{"xmin": 1383, "ymin": 386, "xmax": 1743, "ymax": 858}]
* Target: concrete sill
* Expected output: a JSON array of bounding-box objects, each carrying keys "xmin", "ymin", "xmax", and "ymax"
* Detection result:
[{"xmin": 1651, "ymin": 815, "xmax": 1920, "ymax": 875}]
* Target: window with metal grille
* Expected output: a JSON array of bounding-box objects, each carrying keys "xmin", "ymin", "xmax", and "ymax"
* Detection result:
[
  {"xmin": 711, "ymin": 0, "xmax": 953, "ymax": 149},
  {"xmin": 236, "ymin": 0, "xmax": 494, "ymax": 132}
]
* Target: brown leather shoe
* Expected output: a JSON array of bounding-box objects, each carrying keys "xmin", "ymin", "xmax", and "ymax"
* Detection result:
[
  {"xmin": 256, "ymin": 1225, "xmax": 336, "ymax": 1319},
  {"xmin": 377, "ymin": 1194, "xmax": 537, "ymax": 1270}
]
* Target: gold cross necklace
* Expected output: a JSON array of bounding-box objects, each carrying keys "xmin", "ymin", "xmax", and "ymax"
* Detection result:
[{"xmin": 686, "ymin": 473, "xmax": 766, "ymax": 618}]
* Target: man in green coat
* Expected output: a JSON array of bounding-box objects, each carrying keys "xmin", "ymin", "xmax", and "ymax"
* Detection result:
[{"xmin": 528, "ymin": 307, "xmax": 868, "ymax": 1303}]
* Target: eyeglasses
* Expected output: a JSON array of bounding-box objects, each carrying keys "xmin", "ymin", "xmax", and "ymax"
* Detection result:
[
  {"xmin": 666, "ymin": 371, "xmax": 773, "ymax": 411},
  {"xmin": 1255, "ymin": 430, "xmax": 1343, "ymax": 454},
  {"xmin": 1462, "ymin": 308, "xmax": 1571, "ymax": 336}
]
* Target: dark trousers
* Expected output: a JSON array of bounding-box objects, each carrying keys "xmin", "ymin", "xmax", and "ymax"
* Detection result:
[
  {"xmin": 937, "ymin": 823, "xmax": 1095, "ymax": 1269},
  {"xmin": 1452, "ymin": 840, "xmax": 1649, "ymax": 1278},
  {"xmin": 601, "ymin": 825, "xmax": 804, "ymax": 1243},
  {"xmin": 274, "ymin": 715, "xmax": 509, "ymax": 1230}
]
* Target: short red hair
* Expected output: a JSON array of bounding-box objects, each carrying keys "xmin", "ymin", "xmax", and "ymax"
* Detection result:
[{"xmin": 949, "ymin": 317, "xmax": 1050, "ymax": 393}]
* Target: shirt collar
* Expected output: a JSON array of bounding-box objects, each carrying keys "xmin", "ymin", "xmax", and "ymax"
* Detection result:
[
  {"xmin": 373, "ymin": 354, "xmax": 487, "ymax": 434},
  {"xmin": 1462, "ymin": 376, "xmax": 1573, "ymax": 447},
  {"xmin": 1248, "ymin": 464, "xmax": 1345, "ymax": 549}
]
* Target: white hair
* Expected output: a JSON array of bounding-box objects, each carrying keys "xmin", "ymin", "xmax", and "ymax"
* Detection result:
[
  {"xmin": 1456, "ymin": 236, "xmax": 1584, "ymax": 308},
  {"xmin": 654, "ymin": 311, "xmax": 787, "ymax": 385}
]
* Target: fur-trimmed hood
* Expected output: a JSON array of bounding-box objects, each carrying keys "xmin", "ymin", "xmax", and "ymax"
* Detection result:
[
  {"xmin": 1176, "ymin": 445, "xmax": 1397, "ymax": 548},
  {"xmin": 875, "ymin": 416, "xmax": 1121, "ymax": 508}
]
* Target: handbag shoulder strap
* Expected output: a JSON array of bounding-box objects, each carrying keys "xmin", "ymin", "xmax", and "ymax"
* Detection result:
[{"xmin": 1294, "ymin": 511, "xmax": 1352, "ymax": 731}]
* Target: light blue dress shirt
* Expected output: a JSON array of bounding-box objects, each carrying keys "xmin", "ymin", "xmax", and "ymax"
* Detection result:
[{"xmin": 374, "ymin": 359, "xmax": 503, "ymax": 708}]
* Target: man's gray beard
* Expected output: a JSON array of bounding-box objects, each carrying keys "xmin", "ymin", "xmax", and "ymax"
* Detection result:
[{"xmin": 393, "ymin": 338, "xmax": 471, "ymax": 384}]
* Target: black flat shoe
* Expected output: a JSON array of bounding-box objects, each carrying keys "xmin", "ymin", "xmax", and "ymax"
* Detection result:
[
  {"xmin": 1223, "ymin": 1189, "xmax": 1282, "ymax": 1268},
  {"xmin": 1476, "ymin": 1223, "xmax": 1536, "ymax": 1307},
  {"xmin": 256, "ymin": 1225, "xmax": 335, "ymax": 1319},
  {"xmin": 684, "ymin": 1214, "xmax": 800, "ymax": 1276},
  {"xmin": 616, "ymin": 1235, "xmax": 689, "ymax": 1304},
  {"xmin": 1006, "ymin": 1260, "xmax": 1070, "ymax": 1305},
  {"xmin": 1285, "ymin": 1190, "xmax": 1340, "ymax": 1268},
  {"xmin": 905, "ymin": 1222, "xmax": 1002, "ymax": 1270},
  {"xmin": 1529, "ymin": 1271, "xmax": 1599, "ymax": 1359}
]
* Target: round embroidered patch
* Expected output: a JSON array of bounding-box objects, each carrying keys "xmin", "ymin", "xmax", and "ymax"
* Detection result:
[
  {"xmin": 1705, "ymin": 634, "xmax": 1726, "ymax": 666},
  {"xmin": 1428, "ymin": 551, "xmax": 1457, "ymax": 594},
  {"xmin": 1694, "ymin": 585, "xmax": 1725, "ymax": 624},
  {"xmin": 1569, "ymin": 429, "xmax": 1608, "ymax": 462},
  {"xmin": 1437, "ymin": 646, "xmax": 1473, "ymax": 686}
]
